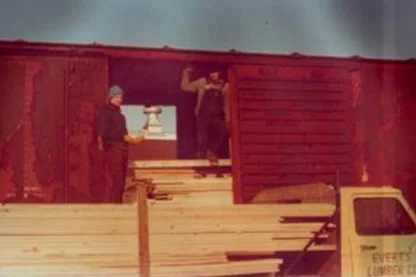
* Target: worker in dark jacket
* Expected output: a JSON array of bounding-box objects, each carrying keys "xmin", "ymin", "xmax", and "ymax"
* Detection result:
[
  {"xmin": 180, "ymin": 65, "xmax": 229, "ymax": 163},
  {"xmin": 96, "ymin": 85, "xmax": 144, "ymax": 203}
]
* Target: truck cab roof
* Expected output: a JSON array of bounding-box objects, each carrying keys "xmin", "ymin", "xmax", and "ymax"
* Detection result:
[{"xmin": 339, "ymin": 185, "xmax": 400, "ymax": 195}]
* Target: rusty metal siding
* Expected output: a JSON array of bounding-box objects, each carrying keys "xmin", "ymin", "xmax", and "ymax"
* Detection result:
[
  {"xmin": 230, "ymin": 64, "xmax": 355, "ymax": 203},
  {"xmin": 0, "ymin": 57, "xmax": 66, "ymax": 202}
]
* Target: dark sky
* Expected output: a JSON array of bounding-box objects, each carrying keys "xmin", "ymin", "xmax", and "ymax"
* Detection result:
[{"xmin": 0, "ymin": 0, "xmax": 414, "ymax": 59}]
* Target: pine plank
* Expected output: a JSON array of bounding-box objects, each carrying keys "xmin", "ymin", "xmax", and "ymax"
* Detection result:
[
  {"xmin": 152, "ymin": 259, "xmax": 282, "ymax": 277},
  {"xmin": 0, "ymin": 259, "xmax": 282, "ymax": 277},
  {"xmin": 130, "ymin": 159, "xmax": 231, "ymax": 169}
]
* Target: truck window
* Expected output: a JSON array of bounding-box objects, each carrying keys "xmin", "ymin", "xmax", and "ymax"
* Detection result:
[{"xmin": 354, "ymin": 197, "xmax": 416, "ymax": 236}]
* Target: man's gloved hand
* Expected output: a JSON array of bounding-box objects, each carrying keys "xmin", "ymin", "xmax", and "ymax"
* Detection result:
[
  {"xmin": 125, "ymin": 133, "xmax": 145, "ymax": 144},
  {"xmin": 182, "ymin": 64, "xmax": 194, "ymax": 75}
]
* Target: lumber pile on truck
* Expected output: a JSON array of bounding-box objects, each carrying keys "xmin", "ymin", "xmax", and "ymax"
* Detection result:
[
  {"xmin": 0, "ymin": 160, "xmax": 337, "ymax": 276},
  {"xmin": 0, "ymin": 201, "xmax": 335, "ymax": 277}
]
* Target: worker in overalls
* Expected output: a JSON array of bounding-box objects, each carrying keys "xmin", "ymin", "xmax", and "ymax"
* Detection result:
[{"xmin": 181, "ymin": 65, "xmax": 229, "ymax": 164}]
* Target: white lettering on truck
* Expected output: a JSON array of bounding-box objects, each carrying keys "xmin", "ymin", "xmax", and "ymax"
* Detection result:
[{"xmin": 366, "ymin": 252, "xmax": 416, "ymax": 276}]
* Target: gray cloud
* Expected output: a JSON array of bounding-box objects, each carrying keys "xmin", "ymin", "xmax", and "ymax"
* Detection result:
[{"xmin": 0, "ymin": 0, "xmax": 414, "ymax": 59}]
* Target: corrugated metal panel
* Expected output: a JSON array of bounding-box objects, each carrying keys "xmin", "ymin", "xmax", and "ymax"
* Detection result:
[
  {"xmin": 230, "ymin": 64, "xmax": 356, "ymax": 203},
  {"xmin": 67, "ymin": 57, "xmax": 107, "ymax": 203},
  {"xmin": 0, "ymin": 58, "xmax": 26, "ymax": 201},
  {"xmin": 0, "ymin": 55, "xmax": 107, "ymax": 203},
  {"xmin": 0, "ymin": 56, "xmax": 66, "ymax": 202}
]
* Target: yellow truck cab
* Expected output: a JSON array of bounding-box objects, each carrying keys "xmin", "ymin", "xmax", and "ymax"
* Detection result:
[{"xmin": 340, "ymin": 186, "xmax": 416, "ymax": 277}]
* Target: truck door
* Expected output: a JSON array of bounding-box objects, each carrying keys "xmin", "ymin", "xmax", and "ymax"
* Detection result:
[{"xmin": 348, "ymin": 193, "xmax": 416, "ymax": 277}]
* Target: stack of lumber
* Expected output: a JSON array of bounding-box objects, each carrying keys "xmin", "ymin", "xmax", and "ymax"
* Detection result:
[
  {"xmin": 148, "ymin": 202, "xmax": 336, "ymax": 254},
  {"xmin": 151, "ymin": 176, "xmax": 233, "ymax": 206},
  {"xmin": 0, "ymin": 159, "xmax": 337, "ymax": 276},
  {"xmin": 0, "ymin": 204, "xmax": 139, "ymax": 277},
  {"xmin": 129, "ymin": 159, "xmax": 232, "ymax": 185},
  {"xmin": 123, "ymin": 176, "xmax": 233, "ymax": 205},
  {"xmin": 125, "ymin": 159, "xmax": 233, "ymax": 205},
  {"xmin": 148, "ymin": 202, "xmax": 335, "ymax": 277},
  {"xmin": 0, "ymin": 201, "xmax": 335, "ymax": 277}
]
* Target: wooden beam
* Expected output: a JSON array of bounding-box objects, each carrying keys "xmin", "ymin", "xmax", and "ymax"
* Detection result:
[
  {"xmin": 137, "ymin": 185, "xmax": 150, "ymax": 277},
  {"xmin": 130, "ymin": 159, "xmax": 231, "ymax": 169},
  {"xmin": 151, "ymin": 259, "xmax": 282, "ymax": 277}
]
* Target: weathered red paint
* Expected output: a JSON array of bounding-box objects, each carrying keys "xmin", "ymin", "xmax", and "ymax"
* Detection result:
[
  {"xmin": 0, "ymin": 40, "xmax": 415, "ymax": 205},
  {"xmin": 1, "ymin": 40, "xmax": 415, "ymax": 66}
]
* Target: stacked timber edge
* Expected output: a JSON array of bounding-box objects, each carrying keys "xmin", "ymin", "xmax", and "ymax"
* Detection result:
[{"xmin": 0, "ymin": 159, "xmax": 337, "ymax": 277}]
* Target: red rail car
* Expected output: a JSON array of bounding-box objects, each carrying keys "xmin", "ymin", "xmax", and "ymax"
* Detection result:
[{"xmin": 0, "ymin": 40, "xmax": 415, "ymax": 205}]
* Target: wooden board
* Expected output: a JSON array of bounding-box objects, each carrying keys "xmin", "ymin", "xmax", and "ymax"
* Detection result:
[
  {"xmin": 130, "ymin": 159, "xmax": 231, "ymax": 169},
  {"xmin": 0, "ymin": 259, "xmax": 282, "ymax": 277}
]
